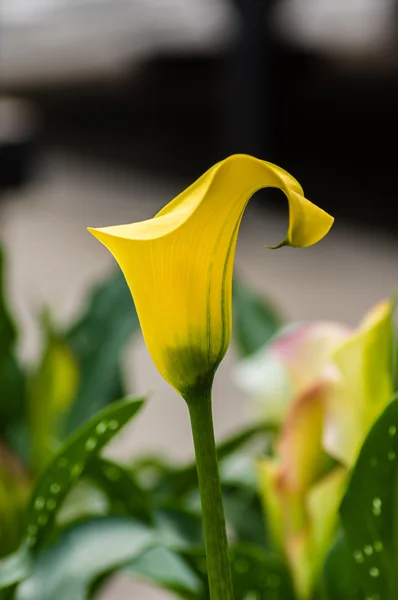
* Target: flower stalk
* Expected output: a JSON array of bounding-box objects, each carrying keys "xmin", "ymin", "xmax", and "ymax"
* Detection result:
[{"xmin": 186, "ymin": 388, "xmax": 234, "ymax": 600}]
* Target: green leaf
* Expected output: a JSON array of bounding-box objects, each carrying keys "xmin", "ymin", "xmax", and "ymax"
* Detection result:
[
  {"xmin": 223, "ymin": 491, "xmax": 267, "ymax": 547},
  {"xmin": 55, "ymin": 479, "xmax": 109, "ymax": 527},
  {"xmin": 153, "ymin": 424, "xmax": 267, "ymax": 500},
  {"xmin": 232, "ymin": 277, "xmax": 282, "ymax": 357},
  {"xmin": 0, "ymin": 247, "xmax": 26, "ymax": 444},
  {"xmin": 0, "ymin": 586, "xmax": 18, "ymax": 600},
  {"xmin": 216, "ymin": 425, "xmax": 268, "ymax": 464},
  {"xmin": 0, "ymin": 546, "xmax": 32, "ymax": 590},
  {"xmin": 323, "ymin": 531, "xmax": 362, "ymax": 600},
  {"xmin": 220, "ymin": 454, "xmax": 268, "ymax": 546},
  {"xmin": 230, "ymin": 544, "xmax": 295, "ymax": 600},
  {"xmin": 65, "ymin": 271, "xmax": 140, "ymax": 433},
  {"xmin": 340, "ymin": 395, "xmax": 398, "ymax": 600},
  {"xmin": 154, "ymin": 508, "xmax": 204, "ymax": 552},
  {"xmin": 220, "ymin": 453, "xmax": 258, "ymax": 490},
  {"xmin": 394, "ymin": 326, "xmax": 398, "ymax": 393},
  {"xmin": 14, "ymin": 509, "xmax": 204, "ymax": 600},
  {"xmin": 25, "ymin": 396, "xmax": 145, "ymax": 552},
  {"xmin": 0, "ymin": 447, "xmax": 30, "ymax": 557},
  {"xmin": 130, "ymin": 455, "xmax": 174, "ymax": 490},
  {"xmin": 28, "ymin": 320, "xmax": 79, "ymax": 473},
  {"xmin": 85, "ymin": 456, "xmax": 152, "ymax": 523},
  {"xmin": 125, "ymin": 546, "xmax": 204, "ymax": 599},
  {"xmin": 0, "ymin": 356, "xmax": 25, "ymax": 431},
  {"xmin": 0, "ymin": 248, "xmax": 16, "ymax": 353},
  {"xmin": 14, "ymin": 517, "xmax": 155, "ymax": 600}
]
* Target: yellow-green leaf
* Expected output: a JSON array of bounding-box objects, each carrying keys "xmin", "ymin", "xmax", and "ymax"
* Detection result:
[{"xmin": 28, "ymin": 322, "xmax": 79, "ymax": 473}]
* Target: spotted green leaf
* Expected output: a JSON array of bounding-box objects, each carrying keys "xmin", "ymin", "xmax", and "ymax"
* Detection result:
[
  {"xmin": 230, "ymin": 544, "xmax": 295, "ymax": 600},
  {"xmin": 323, "ymin": 531, "xmax": 362, "ymax": 600},
  {"xmin": 340, "ymin": 395, "xmax": 398, "ymax": 600},
  {"xmin": 65, "ymin": 271, "xmax": 139, "ymax": 434},
  {"xmin": 55, "ymin": 479, "xmax": 109, "ymax": 527},
  {"xmin": 14, "ymin": 517, "xmax": 154, "ymax": 600},
  {"xmin": 85, "ymin": 456, "xmax": 152, "ymax": 523},
  {"xmin": 25, "ymin": 397, "xmax": 145, "ymax": 552},
  {"xmin": 233, "ymin": 277, "xmax": 282, "ymax": 357},
  {"xmin": 125, "ymin": 546, "xmax": 204, "ymax": 599}
]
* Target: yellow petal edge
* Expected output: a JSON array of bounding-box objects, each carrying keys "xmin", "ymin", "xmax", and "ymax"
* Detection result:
[{"xmin": 88, "ymin": 154, "xmax": 333, "ymax": 396}]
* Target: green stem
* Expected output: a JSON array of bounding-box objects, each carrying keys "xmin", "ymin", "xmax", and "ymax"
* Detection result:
[{"xmin": 186, "ymin": 388, "xmax": 234, "ymax": 600}]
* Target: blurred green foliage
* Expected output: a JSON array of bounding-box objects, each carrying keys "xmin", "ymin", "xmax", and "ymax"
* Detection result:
[
  {"xmin": 0, "ymin": 245, "xmax": 396, "ymax": 600},
  {"xmin": 0, "ymin": 249, "xmax": 283, "ymax": 600}
]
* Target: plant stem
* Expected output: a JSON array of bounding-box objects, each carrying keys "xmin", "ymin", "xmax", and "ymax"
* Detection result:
[{"xmin": 186, "ymin": 388, "xmax": 234, "ymax": 600}]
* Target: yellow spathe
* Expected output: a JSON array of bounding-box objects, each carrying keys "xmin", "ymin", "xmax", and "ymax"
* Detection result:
[
  {"xmin": 258, "ymin": 385, "xmax": 346, "ymax": 600},
  {"xmin": 89, "ymin": 154, "xmax": 333, "ymax": 396},
  {"xmin": 324, "ymin": 299, "xmax": 393, "ymax": 466},
  {"xmin": 236, "ymin": 298, "xmax": 394, "ymax": 466}
]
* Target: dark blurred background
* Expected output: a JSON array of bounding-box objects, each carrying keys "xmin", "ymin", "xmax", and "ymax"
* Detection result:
[{"xmin": 2, "ymin": 0, "xmax": 398, "ymax": 228}]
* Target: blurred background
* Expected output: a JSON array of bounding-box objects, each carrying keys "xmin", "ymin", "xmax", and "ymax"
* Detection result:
[{"xmin": 1, "ymin": 0, "xmax": 398, "ymax": 597}]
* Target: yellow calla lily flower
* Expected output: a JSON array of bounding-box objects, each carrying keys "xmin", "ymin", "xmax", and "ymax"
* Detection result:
[
  {"xmin": 324, "ymin": 299, "xmax": 394, "ymax": 466},
  {"xmin": 89, "ymin": 154, "xmax": 333, "ymax": 397},
  {"xmin": 235, "ymin": 321, "xmax": 350, "ymax": 425},
  {"xmin": 258, "ymin": 385, "xmax": 346, "ymax": 600},
  {"xmin": 236, "ymin": 298, "xmax": 394, "ymax": 467}
]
